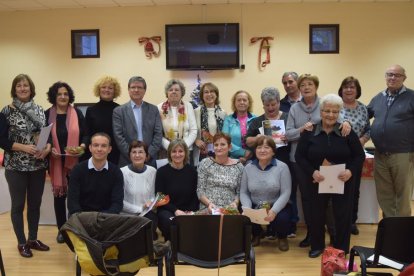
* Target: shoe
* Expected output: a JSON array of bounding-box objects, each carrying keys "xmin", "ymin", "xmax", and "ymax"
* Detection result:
[
  {"xmin": 299, "ymin": 234, "xmax": 310, "ymax": 248},
  {"xmin": 252, "ymin": 236, "xmax": 261, "ymax": 247},
  {"xmin": 287, "ymin": 232, "xmax": 296, "ymax": 238},
  {"xmin": 27, "ymin": 240, "xmax": 50, "ymax": 251},
  {"xmin": 278, "ymin": 238, "xmax": 289, "ymax": 252},
  {"xmin": 56, "ymin": 232, "xmax": 65, "ymax": 244},
  {"xmin": 351, "ymin": 224, "xmax": 359, "ymax": 235},
  {"xmin": 308, "ymin": 249, "xmax": 324, "ymax": 258},
  {"xmin": 17, "ymin": 244, "xmax": 33, "ymax": 258}
]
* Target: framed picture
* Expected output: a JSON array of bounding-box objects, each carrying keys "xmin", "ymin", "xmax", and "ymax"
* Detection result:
[
  {"xmin": 74, "ymin": 103, "xmax": 94, "ymax": 116},
  {"xmin": 309, "ymin": 24, "xmax": 339, "ymax": 54},
  {"xmin": 71, "ymin": 29, "xmax": 100, "ymax": 58}
]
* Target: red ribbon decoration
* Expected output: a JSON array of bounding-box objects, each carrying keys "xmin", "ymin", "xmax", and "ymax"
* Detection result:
[
  {"xmin": 138, "ymin": 36, "xmax": 162, "ymax": 58},
  {"xmin": 250, "ymin": 36, "xmax": 274, "ymax": 68}
]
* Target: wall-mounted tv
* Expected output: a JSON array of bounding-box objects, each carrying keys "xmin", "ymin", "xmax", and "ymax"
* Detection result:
[{"xmin": 165, "ymin": 23, "xmax": 240, "ymax": 70}]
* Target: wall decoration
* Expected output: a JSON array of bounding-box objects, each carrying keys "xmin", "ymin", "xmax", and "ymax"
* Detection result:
[
  {"xmin": 250, "ymin": 36, "xmax": 274, "ymax": 69},
  {"xmin": 138, "ymin": 36, "xmax": 161, "ymax": 58},
  {"xmin": 309, "ymin": 24, "xmax": 339, "ymax": 54},
  {"xmin": 71, "ymin": 29, "xmax": 100, "ymax": 58}
]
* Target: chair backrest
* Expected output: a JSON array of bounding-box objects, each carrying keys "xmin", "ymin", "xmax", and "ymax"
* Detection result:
[
  {"xmin": 170, "ymin": 215, "xmax": 251, "ymax": 264},
  {"xmin": 374, "ymin": 217, "xmax": 414, "ymax": 265}
]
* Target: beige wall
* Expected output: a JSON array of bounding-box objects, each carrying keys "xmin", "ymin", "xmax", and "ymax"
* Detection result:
[{"xmin": 1, "ymin": 2, "xmax": 413, "ymax": 114}]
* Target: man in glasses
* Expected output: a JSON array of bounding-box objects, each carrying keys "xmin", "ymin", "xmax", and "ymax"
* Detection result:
[{"xmin": 368, "ymin": 64, "xmax": 414, "ymax": 217}]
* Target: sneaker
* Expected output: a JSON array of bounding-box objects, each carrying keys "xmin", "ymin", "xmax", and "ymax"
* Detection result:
[
  {"xmin": 287, "ymin": 232, "xmax": 296, "ymax": 238},
  {"xmin": 278, "ymin": 238, "xmax": 289, "ymax": 252}
]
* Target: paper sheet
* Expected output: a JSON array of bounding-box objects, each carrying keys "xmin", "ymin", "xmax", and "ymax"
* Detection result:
[
  {"xmin": 139, "ymin": 193, "xmax": 160, "ymax": 217},
  {"xmin": 367, "ymin": 254, "xmax": 404, "ymax": 270},
  {"xmin": 36, "ymin": 123, "xmax": 53, "ymax": 150},
  {"xmin": 242, "ymin": 207, "xmax": 269, "ymax": 225},
  {"xmin": 318, "ymin": 163, "xmax": 345, "ymax": 194}
]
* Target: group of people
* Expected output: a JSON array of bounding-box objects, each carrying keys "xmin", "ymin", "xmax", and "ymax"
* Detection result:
[{"xmin": 1, "ymin": 63, "xmax": 413, "ymax": 260}]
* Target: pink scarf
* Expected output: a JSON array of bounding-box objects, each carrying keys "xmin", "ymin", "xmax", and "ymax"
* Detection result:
[{"xmin": 48, "ymin": 105, "xmax": 79, "ymax": 196}]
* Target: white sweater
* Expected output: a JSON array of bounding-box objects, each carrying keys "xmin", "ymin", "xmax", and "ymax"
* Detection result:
[{"xmin": 121, "ymin": 165, "xmax": 156, "ymax": 214}]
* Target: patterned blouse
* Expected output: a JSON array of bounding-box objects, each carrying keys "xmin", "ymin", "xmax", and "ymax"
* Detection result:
[
  {"xmin": 1, "ymin": 104, "xmax": 48, "ymax": 171},
  {"xmin": 197, "ymin": 157, "xmax": 244, "ymax": 209},
  {"xmin": 340, "ymin": 101, "xmax": 370, "ymax": 139}
]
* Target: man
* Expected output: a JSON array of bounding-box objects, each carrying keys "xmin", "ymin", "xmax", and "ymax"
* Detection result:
[
  {"xmin": 280, "ymin": 71, "xmax": 302, "ymax": 113},
  {"xmin": 368, "ymin": 64, "xmax": 414, "ymax": 217},
  {"xmin": 113, "ymin": 76, "xmax": 162, "ymax": 167},
  {"xmin": 68, "ymin": 132, "xmax": 124, "ymax": 215}
]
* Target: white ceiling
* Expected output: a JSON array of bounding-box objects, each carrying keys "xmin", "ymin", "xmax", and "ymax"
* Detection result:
[{"xmin": 0, "ymin": 0, "xmax": 411, "ymax": 12}]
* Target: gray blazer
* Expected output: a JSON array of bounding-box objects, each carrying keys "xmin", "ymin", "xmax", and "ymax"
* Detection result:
[{"xmin": 113, "ymin": 101, "xmax": 162, "ymax": 167}]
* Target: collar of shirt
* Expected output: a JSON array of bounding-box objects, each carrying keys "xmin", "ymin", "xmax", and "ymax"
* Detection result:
[
  {"xmin": 288, "ymin": 95, "xmax": 302, "ymax": 104},
  {"xmin": 252, "ymin": 158, "xmax": 277, "ymax": 171},
  {"xmin": 130, "ymin": 100, "xmax": 143, "ymax": 109},
  {"xmin": 88, "ymin": 158, "xmax": 109, "ymax": 171},
  {"xmin": 381, "ymin": 86, "xmax": 407, "ymax": 97},
  {"xmin": 313, "ymin": 122, "xmax": 341, "ymax": 136}
]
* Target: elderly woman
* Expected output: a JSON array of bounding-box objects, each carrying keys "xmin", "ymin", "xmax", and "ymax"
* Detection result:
[
  {"xmin": 222, "ymin": 90, "xmax": 256, "ymax": 163},
  {"xmin": 158, "ymin": 79, "xmax": 197, "ymax": 163},
  {"xmin": 246, "ymin": 87, "xmax": 289, "ymax": 164},
  {"xmin": 295, "ymin": 94, "xmax": 365, "ymax": 258},
  {"xmin": 241, "ymin": 136, "xmax": 292, "ymax": 251},
  {"xmin": 193, "ymin": 82, "xmax": 226, "ymax": 164},
  {"xmin": 84, "ymin": 76, "xmax": 121, "ymax": 164},
  {"xmin": 155, "ymin": 139, "xmax": 199, "ymax": 241},
  {"xmin": 1, "ymin": 74, "xmax": 51, "ymax": 257},
  {"xmin": 121, "ymin": 140, "xmax": 158, "ymax": 239},
  {"xmin": 338, "ymin": 76, "xmax": 370, "ymax": 235},
  {"xmin": 45, "ymin": 81, "xmax": 87, "ymax": 243},
  {"xmin": 286, "ymin": 74, "xmax": 351, "ymax": 248},
  {"xmin": 197, "ymin": 133, "xmax": 244, "ymax": 212}
]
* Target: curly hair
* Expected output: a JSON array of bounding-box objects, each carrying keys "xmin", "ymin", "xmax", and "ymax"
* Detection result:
[
  {"xmin": 93, "ymin": 76, "xmax": 121, "ymax": 99},
  {"xmin": 47, "ymin": 81, "xmax": 75, "ymax": 105}
]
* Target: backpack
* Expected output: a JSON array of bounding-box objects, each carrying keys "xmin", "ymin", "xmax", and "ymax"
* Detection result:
[{"xmin": 321, "ymin": 247, "xmax": 347, "ymax": 276}]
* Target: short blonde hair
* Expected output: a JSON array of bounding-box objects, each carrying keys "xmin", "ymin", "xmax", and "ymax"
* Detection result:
[
  {"xmin": 297, "ymin": 74, "xmax": 319, "ymax": 89},
  {"xmin": 231, "ymin": 90, "xmax": 253, "ymax": 113},
  {"xmin": 93, "ymin": 76, "xmax": 122, "ymax": 99}
]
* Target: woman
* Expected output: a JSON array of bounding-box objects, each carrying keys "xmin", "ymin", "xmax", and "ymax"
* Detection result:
[
  {"xmin": 121, "ymin": 140, "xmax": 158, "ymax": 239},
  {"xmin": 1, "ymin": 74, "xmax": 51, "ymax": 257},
  {"xmin": 45, "ymin": 81, "xmax": 87, "ymax": 243},
  {"xmin": 338, "ymin": 76, "xmax": 370, "ymax": 236},
  {"xmin": 295, "ymin": 94, "xmax": 365, "ymax": 258},
  {"xmin": 246, "ymin": 87, "xmax": 289, "ymax": 164},
  {"xmin": 285, "ymin": 74, "xmax": 351, "ymax": 247},
  {"xmin": 193, "ymin": 82, "xmax": 226, "ymax": 165},
  {"xmin": 222, "ymin": 90, "xmax": 256, "ymax": 163},
  {"xmin": 157, "ymin": 79, "xmax": 197, "ymax": 163},
  {"xmin": 84, "ymin": 76, "xmax": 121, "ymax": 164},
  {"xmin": 240, "ymin": 136, "xmax": 292, "ymax": 251},
  {"xmin": 155, "ymin": 139, "xmax": 199, "ymax": 240},
  {"xmin": 197, "ymin": 133, "xmax": 244, "ymax": 212}
]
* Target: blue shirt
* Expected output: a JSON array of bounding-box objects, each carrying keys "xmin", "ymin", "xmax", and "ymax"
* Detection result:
[
  {"xmin": 252, "ymin": 158, "xmax": 278, "ymax": 171},
  {"xmin": 130, "ymin": 101, "xmax": 143, "ymax": 141}
]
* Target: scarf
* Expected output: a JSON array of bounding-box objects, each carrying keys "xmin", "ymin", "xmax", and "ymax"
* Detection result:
[
  {"xmin": 12, "ymin": 98, "xmax": 44, "ymax": 133},
  {"xmin": 160, "ymin": 100, "xmax": 187, "ymax": 141},
  {"xmin": 200, "ymin": 105, "xmax": 224, "ymax": 143},
  {"xmin": 48, "ymin": 105, "xmax": 80, "ymax": 196}
]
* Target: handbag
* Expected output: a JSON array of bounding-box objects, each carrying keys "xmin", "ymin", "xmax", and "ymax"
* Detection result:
[{"xmin": 321, "ymin": 246, "xmax": 347, "ymax": 276}]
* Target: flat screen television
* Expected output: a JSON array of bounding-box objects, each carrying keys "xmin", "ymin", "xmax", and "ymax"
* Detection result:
[{"xmin": 165, "ymin": 23, "xmax": 240, "ymax": 70}]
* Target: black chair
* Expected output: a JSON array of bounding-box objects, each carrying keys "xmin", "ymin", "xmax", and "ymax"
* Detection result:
[
  {"xmin": 348, "ymin": 216, "xmax": 414, "ymax": 276},
  {"xmin": 0, "ymin": 249, "xmax": 5, "ymax": 276},
  {"xmin": 166, "ymin": 215, "xmax": 255, "ymax": 276},
  {"xmin": 61, "ymin": 212, "xmax": 167, "ymax": 276}
]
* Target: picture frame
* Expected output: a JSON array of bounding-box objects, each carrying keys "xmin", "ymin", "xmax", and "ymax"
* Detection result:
[
  {"xmin": 309, "ymin": 24, "xmax": 339, "ymax": 54},
  {"xmin": 71, "ymin": 29, "xmax": 100, "ymax": 58},
  {"xmin": 74, "ymin": 103, "xmax": 94, "ymax": 116}
]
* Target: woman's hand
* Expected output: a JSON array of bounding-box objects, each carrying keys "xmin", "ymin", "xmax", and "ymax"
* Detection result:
[
  {"xmin": 175, "ymin": 209, "xmax": 186, "ymax": 216},
  {"xmin": 35, "ymin": 144, "xmax": 51, "ymax": 160},
  {"xmin": 340, "ymin": 121, "xmax": 352, "ymax": 136},
  {"xmin": 229, "ymin": 201, "xmax": 238, "ymax": 209},
  {"xmin": 338, "ymin": 169, "xmax": 352, "ymax": 182},
  {"xmin": 19, "ymin": 144, "xmax": 38, "ymax": 155},
  {"xmin": 312, "ymin": 170, "xmax": 325, "ymax": 183},
  {"xmin": 207, "ymin": 202, "xmax": 217, "ymax": 214},
  {"xmin": 51, "ymin": 147, "xmax": 60, "ymax": 158},
  {"xmin": 300, "ymin": 122, "xmax": 313, "ymax": 133},
  {"xmin": 265, "ymin": 210, "xmax": 277, "ymax": 222}
]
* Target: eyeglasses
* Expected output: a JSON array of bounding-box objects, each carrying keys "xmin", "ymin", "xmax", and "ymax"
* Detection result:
[
  {"xmin": 322, "ymin": 109, "xmax": 339, "ymax": 115},
  {"xmin": 129, "ymin": 86, "xmax": 145, "ymax": 90},
  {"xmin": 385, "ymin": 72, "xmax": 405, "ymax": 78}
]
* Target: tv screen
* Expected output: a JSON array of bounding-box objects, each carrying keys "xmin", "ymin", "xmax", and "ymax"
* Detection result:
[{"xmin": 166, "ymin": 23, "xmax": 240, "ymax": 70}]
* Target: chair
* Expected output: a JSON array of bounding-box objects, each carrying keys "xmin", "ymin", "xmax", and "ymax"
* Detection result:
[
  {"xmin": 61, "ymin": 212, "xmax": 167, "ymax": 276},
  {"xmin": 348, "ymin": 216, "xmax": 414, "ymax": 276},
  {"xmin": 166, "ymin": 215, "xmax": 255, "ymax": 276},
  {"xmin": 0, "ymin": 249, "xmax": 5, "ymax": 276}
]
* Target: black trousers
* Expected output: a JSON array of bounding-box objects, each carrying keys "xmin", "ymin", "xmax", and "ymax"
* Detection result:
[
  {"xmin": 5, "ymin": 169, "xmax": 46, "ymax": 245},
  {"xmin": 54, "ymin": 195, "xmax": 67, "ymax": 230},
  {"xmin": 310, "ymin": 178, "xmax": 355, "ymax": 254},
  {"xmin": 293, "ymin": 162, "xmax": 312, "ymax": 227},
  {"xmin": 157, "ymin": 209, "xmax": 175, "ymax": 241},
  {"xmin": 352, "ymin": 164, "xmax": 363, "ymax": 224}
]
